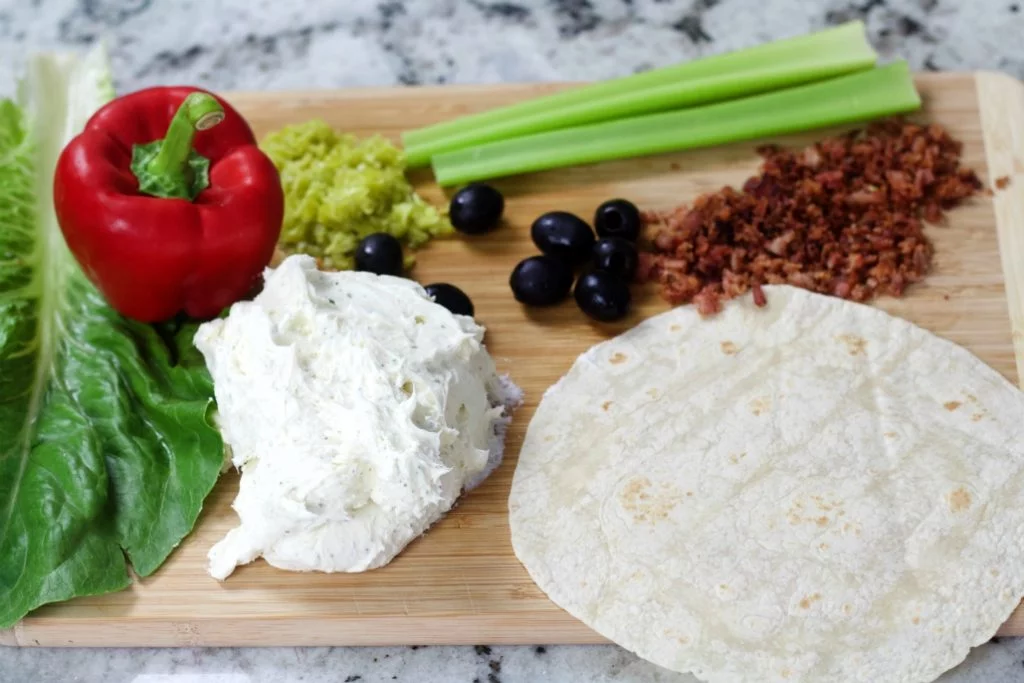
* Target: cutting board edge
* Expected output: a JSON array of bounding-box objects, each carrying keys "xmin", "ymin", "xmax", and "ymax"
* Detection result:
[
  {"xmin": 0, "ymin": 614, "xmax": 609, "ymax": 648},
  {"xmin": 976, "ymin": 70, "xmax": 1024, "ymax": 386},
  {"xmin": 976, "ymin": 69, "xmax": 1024, "ymax": 638},
  {"xmin": 222, "ymin": 70, "xmax": 982, "ymax": 99},
  {"xmin": 3, "ymin": 609, "xmax": 1022, "ymax": 647}
]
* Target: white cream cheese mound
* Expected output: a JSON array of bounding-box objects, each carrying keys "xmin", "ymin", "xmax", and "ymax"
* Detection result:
[{"xmin": 195, "ymin": 254, "xmax": 521, "ymax": 580}]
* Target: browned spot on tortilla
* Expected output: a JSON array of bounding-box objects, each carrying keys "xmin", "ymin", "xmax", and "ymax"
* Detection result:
[
  {"xmin": 670, "ymin": 324, "xmax": 681, "ymax": 332},
  {"xmin": 884, "ymin": 431, "xmax": 897, "ymax": 438},
  {"xmin": 819, "ymin": 542, "xmax": 829, "ymax": 551},
  {"xmin": 619, "ymin": 476, "xmax": 678, "ymax": 523},
  {"xmin": 677, "ymin": 636, "xmax": 690, "ymax": 644},
  {"xmin": 944, "ymin": 401, "xmax": 962, "ymax": 411},
  {"xmin": 781, "ymin": 668, "xmax": 792, "ymax": 679},
  {"xmin": 750, "ymin": 397, "xmax": 771, "ymax": 416},
  {"xmin": 609, "ymin": 352, "xmax": 627, "ymax": 364},
  {"xmin": 912, "ymin": 616, "xmax": 921, "ymax": 625},
  {"xmin": 728, "ymin": 452, "xmax": 746, "ymax": 465},
  {"xmin": 544, "ymin": 435, "xmax": 555, "ymax": 442},
  {"xmin": 647, "ymin": 388, "xmax": 660, "ymax": 399},
  {"xmin": 686, "ymin": 491, "xmax": 693, "ymax": 497},
  {"xmin": 812, "ymin": 495, "xmax": 841, "ymax": 512},
  {"xmin": 720, "ymin": 341, "xmax": 738, "ymax": 355},
  {"xmin": 836, "ymin": 334, "xmax": 867, "ymax": 356},
  {"xmin": 788, "ymin": 501, "xmax": 835, "ymax": 527},
  {"xmin": 799, "ymin": 593, "xmax": 822, "ymax": 609},
  {"xmin": 843, "ymin": 523, "xmax": 853, "ymax": 532},
  {"xmin": 971, "ymin": 412, "xmax": 984, "ymax": 422},
  {"xmin": 967, "ymin": 393, "xmax": 978, "ymax": 403},
  {"xmin": 948, "ymin": 487, "xmax": 972, "ymax": 513},
  {"xmin": 601, "ymin": 400, "xmax": 612, "ymax": 411},
  {"xmin": 842, "ymin": 604, "xmax": 852, "ymax": 615},
  {"xmin": 621, "ymin": 477, "xmax": 650, "ymax": 501},
  {"xmin": 992, "ymin": 568, "xmax": 1000, "ymax": 577}
]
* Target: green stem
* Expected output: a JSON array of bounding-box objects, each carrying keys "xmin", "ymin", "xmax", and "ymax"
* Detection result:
[
  {"xmin": 131, "ymin": 92, "xmax": 225, "ymax": 201},
  {"xmin": 147, "ymin": 92, "xmax": 224, "ymax": 181}
]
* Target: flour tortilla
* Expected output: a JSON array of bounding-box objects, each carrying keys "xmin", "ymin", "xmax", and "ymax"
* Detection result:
[{"xmin": 509, "ymin": 285, "xmax": 1024, "ymax": 683}]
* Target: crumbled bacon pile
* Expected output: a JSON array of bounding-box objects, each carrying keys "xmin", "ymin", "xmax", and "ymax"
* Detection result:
[{"xmin": 638, "ymin": 119, "xmax": 983, "ymax": 316}]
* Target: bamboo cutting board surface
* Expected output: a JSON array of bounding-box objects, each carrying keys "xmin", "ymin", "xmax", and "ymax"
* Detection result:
[{"xmin": 5, "ymin": 72, "xmax": 1024, "ymax": 647}]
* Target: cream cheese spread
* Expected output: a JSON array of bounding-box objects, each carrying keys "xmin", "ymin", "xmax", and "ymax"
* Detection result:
[{"xmin": 195, "ymin": 255, "xmax": 520, "ymax": 580}]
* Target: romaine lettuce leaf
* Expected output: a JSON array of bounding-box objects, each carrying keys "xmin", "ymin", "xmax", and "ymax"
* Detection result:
[{"xmin": 0, "ymin": 45, "xmax": 223, "ymax": 628}]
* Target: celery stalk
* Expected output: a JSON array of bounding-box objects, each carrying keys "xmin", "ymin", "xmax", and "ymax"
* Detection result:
[
  {"xmin": 431, "ymin": 62, "xmax": 920, "ymax": 187},
  {"xmin": 402, "ymin": 22, "xmax": 876, "ymax": 167}
]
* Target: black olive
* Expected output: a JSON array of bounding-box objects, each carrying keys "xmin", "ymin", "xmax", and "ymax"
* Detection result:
[
  {"xmin": 594, "ymin": 198, "xmax": 641, "ymax": 242},
  {"xmin": 510, "ymin": 255, "xmax": 574, "ymax": 306},
  {"xmin": 424, "ymin": 283, "xmax": 474, "ymax": 317},
  {"xmin": 530, "ymin": 212, "xmax": 595, "ymax": 266},
  {"xmin": 574, "ymin": 270, "xmax": 631, "ymax": 322},
  {"xmin": 449, "ymin": 184, "xmax": 505, "ymax": 234},
  {"xmin": 355, "ymin": 233, "xmax": 403, "ymax": 276},
  {"xmin": 592, "ymin": 237, "xmax": 638, "ymax": 282}
]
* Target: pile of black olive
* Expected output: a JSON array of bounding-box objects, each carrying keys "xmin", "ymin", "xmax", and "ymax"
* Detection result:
[
  {"xmin": 511, "ymin": 199, "xmax": 641, "ymax": 322},
  {"xmin": 354, "ymin": 186, "xmax": 640, "ymax": 323},
  {"xmin": 352, "ymin": 183, "xmax": 505, "ymax": 318}
]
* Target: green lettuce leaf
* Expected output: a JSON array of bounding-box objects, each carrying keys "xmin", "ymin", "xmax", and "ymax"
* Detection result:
[{"xmin": 0, "ymin": 45, "xmax": 224, "ymax": 628}]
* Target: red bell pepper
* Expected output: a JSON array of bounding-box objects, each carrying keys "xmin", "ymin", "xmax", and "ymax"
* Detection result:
[{"xmin": 54, "ymin": 86, "xmax": 284, "ymax": 322}]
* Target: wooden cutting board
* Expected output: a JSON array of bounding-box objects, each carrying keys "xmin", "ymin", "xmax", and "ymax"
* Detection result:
[{"xmin": 4, "ymin": 72, "xmax": 1024, "ymax": 647}]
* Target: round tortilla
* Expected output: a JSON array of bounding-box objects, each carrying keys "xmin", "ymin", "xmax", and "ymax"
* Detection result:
[{"xmin": 509, "ymin": 285, "xmax": 1024, "ymax": 683}]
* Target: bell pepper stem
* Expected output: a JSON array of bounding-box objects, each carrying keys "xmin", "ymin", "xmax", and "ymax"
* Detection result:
[
  {"xmin": 132, "ymin": 92, "xmax": 225, "ymax": 201},
  {"xmin": 147, "ymin": 92, "xmax": 224, "ymax": 181}
]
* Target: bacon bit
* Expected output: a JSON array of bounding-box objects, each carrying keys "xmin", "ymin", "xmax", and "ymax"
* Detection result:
[
  {"xmin": 995, "ymin": 175, "xmax": 1011, "ymax": 190},
  {"xmin": 640, "ymin": 209, "xmax": 666, "ymax": 224},
  {"xmin": 802, "ymin": 146, "xmax": 821, "ymax": 168},
  {"xmin": 766, "ymin": 230, "xmax": 796, "ymax": 256},
  {"xmin": 844, "ymin": 189, "xmax": 884, "ymax": 205},
  {"xmin": 752, "ymin": 283, "xmax": 767, "ymax": 307},
  {"xmin": 640, "ymin": 118, "xmax": 982, "ymax": 315},
  {"xmin": 693, "ymin": 286, "xmax": 723, "ymax": 316}
]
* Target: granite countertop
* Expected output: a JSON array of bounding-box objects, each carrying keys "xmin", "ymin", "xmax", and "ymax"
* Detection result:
[{"xmin": 4, "ymin": 1, "xmax": 1024, "ymax": 682}]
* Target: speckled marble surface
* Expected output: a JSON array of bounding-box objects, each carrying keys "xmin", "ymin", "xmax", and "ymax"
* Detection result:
[
  {"xmin": 4, "ymin": 1, "xmax": 1024, "ymax": 682},
  {"xmin": 2, "ymin": 0, "xmax": 1024, "ymax": 93}
]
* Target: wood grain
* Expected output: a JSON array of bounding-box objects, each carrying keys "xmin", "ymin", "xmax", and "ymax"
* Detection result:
[{"xmin": 5, "ymin": 73, "xmax": 1024, "ymax": 647}]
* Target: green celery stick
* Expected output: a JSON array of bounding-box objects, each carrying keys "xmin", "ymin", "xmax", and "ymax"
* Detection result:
[
  {"xmin": 431, "ymin": 62, "xmax": 920, "ymax": 187},
  {"xmin": 403, "ymin": 22, "xmax": 876, "ymax": 167}
]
